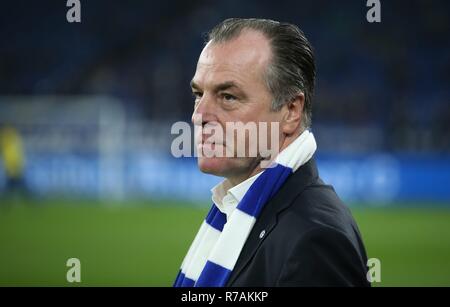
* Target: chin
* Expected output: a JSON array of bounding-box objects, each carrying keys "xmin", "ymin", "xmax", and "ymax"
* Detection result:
[
  {"xmin": 197, "ymin": 157, "xmax": 255, "ymax": 182},
  {"xmin": 197, "ymin": 157, "xmax": 230, "ymax": 177}
]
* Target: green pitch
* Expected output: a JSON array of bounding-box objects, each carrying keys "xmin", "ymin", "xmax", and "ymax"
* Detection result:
[{"xmin": 0, "ymin": 199, "xmax": 449, "ymax": 286}]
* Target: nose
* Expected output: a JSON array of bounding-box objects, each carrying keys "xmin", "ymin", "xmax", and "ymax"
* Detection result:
[{"xmin": 191, "ymin": 94, "xmax": 215, "ymax": 126}]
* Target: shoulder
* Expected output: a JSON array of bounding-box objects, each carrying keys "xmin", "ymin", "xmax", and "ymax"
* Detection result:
[
  {"xmin": 274, "ymin": 182, "xmax": 370, "ymax": 286},
  {"xmin": 280, "ymin": 179, "xmax": 359, "ymax": 237},
  {"xmin": 272, "ymin": 175, "xmax": 368, "ymax": 262}
]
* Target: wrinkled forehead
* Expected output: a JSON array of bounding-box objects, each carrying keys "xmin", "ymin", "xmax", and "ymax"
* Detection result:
[{"xmin": 194, "ymin": 30, "xmax": 272, "ymax": 85}]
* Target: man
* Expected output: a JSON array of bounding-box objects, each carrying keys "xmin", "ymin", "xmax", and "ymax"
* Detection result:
[
  {"xmin": 174, "ymin": 18, "xmax": 370, "ymax": 287},
  {"xmin": 0, "ymin": 124, "xmax": 27, "ymax": 199}
]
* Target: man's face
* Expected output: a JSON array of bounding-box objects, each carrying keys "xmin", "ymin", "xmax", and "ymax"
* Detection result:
[{"xmin": 191, "ymin": 30, "xmax": 284, "ymax": 184}]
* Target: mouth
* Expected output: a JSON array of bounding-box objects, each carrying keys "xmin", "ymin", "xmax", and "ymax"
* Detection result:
[
  {"xmin": 202, "ymin": 140, "xmax": 223, "ymax": 145},
  {"xmin": 199, "ymin": 136, "xmax": 225, "ymax": 147},
  {"xmin": 197, "ymin": 139, "xmax": 227, "ymax": 158},
  {"xmin": 199, "ymin": 141, "xmax": 224, "ymax": 149}
]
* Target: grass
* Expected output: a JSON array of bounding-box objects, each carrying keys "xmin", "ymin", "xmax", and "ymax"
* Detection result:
[{"xmin": 0, "ymin": 198, "xmax": 449, "ymax": 286}]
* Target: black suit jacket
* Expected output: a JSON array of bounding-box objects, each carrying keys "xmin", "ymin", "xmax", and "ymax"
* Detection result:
[{"xmin": 226, "ymin": 158, "xmax": 370, "ymax": 287}]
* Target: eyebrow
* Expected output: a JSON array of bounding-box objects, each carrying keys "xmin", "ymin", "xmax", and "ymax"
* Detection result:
[{"xmin": 190, "ymin": 80, "xmax": 241, "ymax": 93}]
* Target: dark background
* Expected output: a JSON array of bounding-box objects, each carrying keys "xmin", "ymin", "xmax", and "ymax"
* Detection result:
[{"xmin": 1, "ymin": 0, "xmax": 449, "ymax": 152}]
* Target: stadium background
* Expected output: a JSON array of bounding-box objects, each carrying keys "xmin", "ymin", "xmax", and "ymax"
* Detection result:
[{"xmin": 0, "ymin": 0, "xmax": 449, "ymax": 286}]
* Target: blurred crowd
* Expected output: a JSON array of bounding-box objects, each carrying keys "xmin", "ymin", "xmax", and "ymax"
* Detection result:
[{"xmin": 0, "ymin": 0, "xmax": 449, "ymax": 153}]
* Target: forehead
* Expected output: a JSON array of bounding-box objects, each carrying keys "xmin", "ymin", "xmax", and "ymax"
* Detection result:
[{"xmin": 193, "ymin": 30, "xmax": 272, "ymax": 88}]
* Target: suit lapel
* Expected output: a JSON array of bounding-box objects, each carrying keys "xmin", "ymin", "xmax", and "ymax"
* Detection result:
[{"xmin": 226, "ymin": 158, "xmax": 319, "ymax": 286}]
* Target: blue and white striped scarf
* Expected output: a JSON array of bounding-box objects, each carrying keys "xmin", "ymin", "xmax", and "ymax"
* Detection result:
[{"xmin": 174, "ymin": 130, "xmax": 317, "ymax": 287}]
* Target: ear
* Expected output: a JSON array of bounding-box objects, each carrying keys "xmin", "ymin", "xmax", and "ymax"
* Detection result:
[{"xmin": 281, "ymin": 93, "xmax": 304, "ymax": 135}]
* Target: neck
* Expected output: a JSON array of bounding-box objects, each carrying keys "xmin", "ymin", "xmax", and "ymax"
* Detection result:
[
  {"xmin": 227, "ymin": 130, "xmax": 302, "ymax": 187},
  {"xmin": 227, "ymin": 159, "xmax": 264, "ymax": 187}
]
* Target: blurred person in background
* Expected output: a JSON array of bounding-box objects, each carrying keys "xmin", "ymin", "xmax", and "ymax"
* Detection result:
[
  {"xmin": 0, "ymin": 124, "xmax": 27, "ymax": 200},
  {"xmin": 174, "ymin": 18, "xmax": 370, "ymax": 287}
]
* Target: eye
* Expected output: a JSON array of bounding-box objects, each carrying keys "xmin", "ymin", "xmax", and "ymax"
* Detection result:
[
  {"xmin": 192, "ymin": 91, "xmax": 203, "ymax": 100},
  {"xmin": 222, "ymin": 93, "xmax": 237, "ymax": 102}
]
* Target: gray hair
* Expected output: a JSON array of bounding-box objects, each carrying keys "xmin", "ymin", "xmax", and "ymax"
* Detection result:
[{"xmin": 207, "ymin": 18, "xmax": 316, "ymax": 130}]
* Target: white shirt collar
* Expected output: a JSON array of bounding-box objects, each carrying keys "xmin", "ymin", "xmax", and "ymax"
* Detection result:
[{"xmin": 211, "ymin": 172, "xmax": 263, "ymax": 219}]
